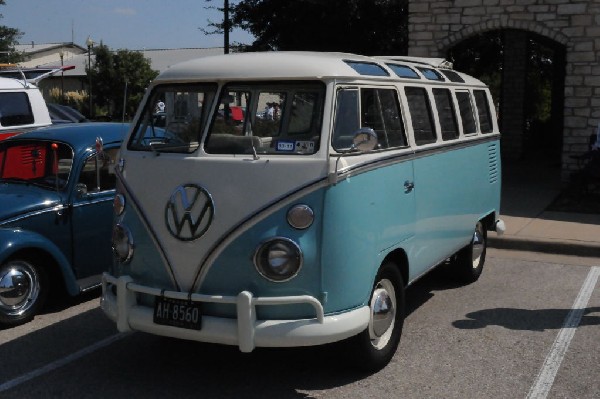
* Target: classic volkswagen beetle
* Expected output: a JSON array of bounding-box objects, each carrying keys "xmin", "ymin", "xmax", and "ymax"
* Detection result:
[{"xmin": 0, "ymin": 122, "xmax": 127, "ymax": 326}]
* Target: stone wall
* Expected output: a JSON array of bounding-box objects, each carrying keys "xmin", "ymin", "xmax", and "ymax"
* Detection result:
[{"xmin": 408, "ymin": 0, "xmax": 600, "ymax": 179}]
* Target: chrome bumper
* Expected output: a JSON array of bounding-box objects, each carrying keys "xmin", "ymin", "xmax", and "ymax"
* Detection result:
[{"xmin": 101, "ymin": 273, "xmax": 369, "ymax": 352}]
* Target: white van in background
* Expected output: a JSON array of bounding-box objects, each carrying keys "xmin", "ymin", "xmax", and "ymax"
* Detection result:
[{"xmin": 0, "ymin": 66, "xmax": 79, "ymax": 141}]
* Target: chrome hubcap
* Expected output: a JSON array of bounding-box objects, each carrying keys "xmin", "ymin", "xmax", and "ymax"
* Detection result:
[
  {"xmin": 472, "ymin": 222, "xmax": 485, "ymax": 269},
  {"xmin": 0, "ymin": 261, "xmax": 40, "ymax": 316},
  {"xmin": 369, "ymin": 279, "xmax": 396, "ymax": 349}
]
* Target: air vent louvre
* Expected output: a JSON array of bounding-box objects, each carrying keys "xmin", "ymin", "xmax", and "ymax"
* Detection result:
[{"xmin": 488, "ymin": 143, "xmax": 499, "ymax": 184}]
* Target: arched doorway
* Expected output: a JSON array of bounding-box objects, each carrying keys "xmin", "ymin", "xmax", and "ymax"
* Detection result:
[{"xmin": 447, "ymin": 29, "xmax": 566, "ymax": 166}]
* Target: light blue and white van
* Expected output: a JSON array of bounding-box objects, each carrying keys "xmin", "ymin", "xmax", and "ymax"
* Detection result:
[{"xmin": 101, "ymin": 52, "xmax": 504, "ymax": 371}]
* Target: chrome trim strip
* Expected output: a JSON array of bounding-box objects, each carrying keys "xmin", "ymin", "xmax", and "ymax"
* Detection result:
[
  {"xmin": 71, "ymin": 196, "xmax": 114, "ymax": 208},
  {"xmin": 0, "ymin": 195, "xmax": 115, "ymax": 227},
  {"xmin": 0, "ymin": 204, "xmax": 65, "ymax": 226},
  {"xmin": 335, "ymin": 135, "xmax": 500, "ymax": 182}
]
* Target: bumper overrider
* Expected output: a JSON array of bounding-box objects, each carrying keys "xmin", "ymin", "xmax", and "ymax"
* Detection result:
[{"xmin": 101, "ymin": 273, "xmax": 370, "ymax": 352}]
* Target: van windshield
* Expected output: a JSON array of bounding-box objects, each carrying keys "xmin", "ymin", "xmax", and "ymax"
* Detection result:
[
  {"xmin": 204, "ymin": 81, "xmax": 325, "ymax": 156},
  {"xmin": 128, "ymin": 83, "xmax": 217, "ymax": 153}
]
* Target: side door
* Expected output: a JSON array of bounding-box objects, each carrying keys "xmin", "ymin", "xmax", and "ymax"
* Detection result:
[
  {"xmin": 324, "ymin": 86, "xmax": 416, "ymax": 312},
  {"xmin": 70, "ymin": 147, "xmax": 119, "ymax": 284}
]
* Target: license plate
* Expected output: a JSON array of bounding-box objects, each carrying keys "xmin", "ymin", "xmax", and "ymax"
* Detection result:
[{"xmin": 153, "ymin": 296, "xmax": 202, "ymax": 330}]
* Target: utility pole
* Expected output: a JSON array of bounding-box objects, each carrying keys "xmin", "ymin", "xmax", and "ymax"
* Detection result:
[{"xmin": 224, "ymin": 0, "xmax": 230, "ymax": 54}]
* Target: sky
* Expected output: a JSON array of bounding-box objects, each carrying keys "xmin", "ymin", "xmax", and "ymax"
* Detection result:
[{"xmin": 1, "ymin": 0, "xmax": 254, "ymax": 50}]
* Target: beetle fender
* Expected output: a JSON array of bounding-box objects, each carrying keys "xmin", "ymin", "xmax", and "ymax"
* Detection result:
[{"xmin": 0, "ymin": 228, "xmax": 79, "ymax": 295}]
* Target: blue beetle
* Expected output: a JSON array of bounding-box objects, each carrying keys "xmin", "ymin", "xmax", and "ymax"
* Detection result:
[{"xmin": 0, "ymin": 122, "xmax": 127, "ymax": 326}]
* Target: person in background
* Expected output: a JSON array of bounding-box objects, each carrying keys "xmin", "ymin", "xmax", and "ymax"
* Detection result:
[
  {"xmin": 156, "ymin": 100, "xmax": 165, "ymax": 113},
  {"xmin": 593, "ymin": 121, "xmax": 600, "ymax": 150}
]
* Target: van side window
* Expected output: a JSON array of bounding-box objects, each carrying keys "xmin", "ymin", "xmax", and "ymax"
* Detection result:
[
  {"xmin": 405, "ymin": 86, "xmax": 437, "ymax": 145},
  {"xmin": 440, "ymin": 70, "xmax": 465, "ymax": 83},
  {"xmin": 344, "ymin": 61, "xmax": 389, "ymax": 76},
  {"xmin": 433, "ymin": 88, "xmax": 459, "ymax": 141},
  {"xmin": 361, "ymin": 88, "xmax": 407, "ymax": 148},
  {"xmin": 456, "ymin": 91, "xmax": 477, "ymax": 135},
  {"xmin": 473, "ymin": 90, "xmax": 494, "ymax": 134},
  {"xmin": 332, "ymin": 89, "xmax": 359, "ymax": 151},
  {"xmin": 386, "ymin": 64, "xmax": 420, "ymax": 79},
  {"xmin": 0, "ymin": 92, "xmax": 35, "ymax": 127},
  {"xmin": 416, "ymin": 67, "xmax": 444, "ymax": 81}
]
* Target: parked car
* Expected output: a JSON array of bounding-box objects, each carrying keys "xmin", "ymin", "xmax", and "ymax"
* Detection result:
[
  {"xmin": 0, "ymin": 122, "xmax": 127, "ymax": 326},
  {"xmin": 0, "ymin": 76, "xmax": 52, "ymax": 141},
  {"xmin": 47, "ymin": 103, "xmax": 89, "ymax": 124},
  {"xmin": 0, "ymin": 66, "xmax": 80, "ymax": 140}
]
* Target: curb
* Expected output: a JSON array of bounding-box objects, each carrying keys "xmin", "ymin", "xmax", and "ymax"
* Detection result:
[{"xmin": 489, "ymin": 236, "xmax": 600, "ymax": 258}]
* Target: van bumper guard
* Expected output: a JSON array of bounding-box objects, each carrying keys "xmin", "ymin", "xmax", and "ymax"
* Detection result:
[{"xmin": 101, "ymin": 273, "xmax": 369, "ymax": 352}]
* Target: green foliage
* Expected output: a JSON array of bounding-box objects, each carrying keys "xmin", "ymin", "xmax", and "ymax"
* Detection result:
[
  {"xmin": 0, "ymin": 0, "xmax": 24, "ymax": 63},
  {"xmin": 209, "ymin": 0, "xmax": 408, "ymax": 55},
  {"xmin": 87, "ymin": 43, "xmax": 158, "ymax": 120}
]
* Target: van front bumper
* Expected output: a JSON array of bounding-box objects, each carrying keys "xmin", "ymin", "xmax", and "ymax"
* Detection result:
[{"xmin": 101, "ymin": 273, "xmax": 369, "ymax": 352}]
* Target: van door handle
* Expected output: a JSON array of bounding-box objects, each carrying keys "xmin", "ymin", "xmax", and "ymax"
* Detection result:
[{"xmin": 404, "ymin": 180, "xmax": 414, "ymax": 193}]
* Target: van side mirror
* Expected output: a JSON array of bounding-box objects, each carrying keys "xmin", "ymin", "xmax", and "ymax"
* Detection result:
[{"xmin": 351, "ymin": 128, "xmax": 378, "ymax": 152}]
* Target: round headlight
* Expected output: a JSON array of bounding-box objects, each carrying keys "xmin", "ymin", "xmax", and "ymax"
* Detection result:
[
  {"xmin": 113, "ymin": 193, "xmax": 125, "ymax": 216},
  {"xmin": 112, "ymin": 223, "xmax": 134, "ymax": 263},
  {"xmin": 287, "ymin": 204, "xmax": 314, "ymax": 230},
  {"xmin": 254, "ymin": 238, "xmax": 303, "ymax": 282}
]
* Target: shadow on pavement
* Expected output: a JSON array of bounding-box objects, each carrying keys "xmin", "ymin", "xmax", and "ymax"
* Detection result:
[{"xmin": 452, "ymin": 307, "xmax": 600, "ymax": 331}]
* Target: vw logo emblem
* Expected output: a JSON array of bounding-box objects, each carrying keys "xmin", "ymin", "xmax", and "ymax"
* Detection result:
[{"xmin": 165, "ymin": 184, "xmax": 214, "ymax": 241}]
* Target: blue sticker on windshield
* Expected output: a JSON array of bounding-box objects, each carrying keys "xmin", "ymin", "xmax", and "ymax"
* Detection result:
[{"xmin": 277, "ymin": 141, "xmax": 295, "ymax": 152}]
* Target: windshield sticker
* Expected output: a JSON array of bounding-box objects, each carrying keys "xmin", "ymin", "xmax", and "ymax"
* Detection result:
[
  {"xmin": 276, "ymin": 141, "xmax": 295, "ymax": 152},
  {"xmin": 294, "ymin": 141, "xmax": 315, "ymax": 154},
  {"xmin": 275, "ymin": 140, "xmax": 316, "ymax": 153}
]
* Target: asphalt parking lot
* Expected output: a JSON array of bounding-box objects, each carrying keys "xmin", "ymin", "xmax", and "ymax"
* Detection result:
[{"xmin": 0, "ymin": 249, "xmax": 598, "ymax": 398}]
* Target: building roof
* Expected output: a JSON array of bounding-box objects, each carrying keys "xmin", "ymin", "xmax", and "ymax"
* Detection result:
[
  {"xmin": 26, "ymin": 46, "xmax": 225, "ymax": 78},
  {"xmin": 139, "ymin": 47, "xmax": 225, "ymax": 72},
  {"xmin": 14, "ymin": 42, "xmax": 88, "ymax": 55}
]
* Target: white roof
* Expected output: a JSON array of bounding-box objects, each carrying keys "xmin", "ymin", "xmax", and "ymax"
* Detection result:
[
  {"xmin": 375, "ymin": 56, "xmax": 453, "ymax": 69},
  {"xmin": 0, "ymin": 76, "xmax": 32, "ymax": 90},
  {"xmin": 158, "ymin": 52, "xmax": 384, "ymax": 81},
  {"xmin": 156, "ymin": 51, "xmax": 484, "ymax": 85}
]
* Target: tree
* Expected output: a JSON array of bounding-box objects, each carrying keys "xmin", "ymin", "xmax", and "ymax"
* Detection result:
[
  {"xmin": 0, "ymin": 0, "xmax": 23, "ymax": 63},
  {"xmin": 206, "ymin": 0, "xmax": 408, "ymax": 55},
  {"xmin": 87, "ymin": 43, "xmax": 158, "ymax": 120}
]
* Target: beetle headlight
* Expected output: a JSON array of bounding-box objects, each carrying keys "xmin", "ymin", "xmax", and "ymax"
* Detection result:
[
  {"xmin": 112, "ymin": 223, "xmax": 134, "ymax": 263},
  {"xmin": 287, "ymin": 204, "xmax": 314, "ymax": 230},
  {"xmin": 254, "ymin": 238, "xmax": 303, "ymax": 282}
]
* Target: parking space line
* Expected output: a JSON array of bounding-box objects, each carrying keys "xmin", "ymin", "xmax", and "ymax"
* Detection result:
[
  {"xmin": 526, "ymin": 266, "xmax": 600, "ymax": 399},
  {"xmin": 0, "ymin": 333, "xmax": 127, "ymax": 393}
]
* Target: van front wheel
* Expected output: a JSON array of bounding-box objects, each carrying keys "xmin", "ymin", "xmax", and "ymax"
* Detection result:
[{"xmin": 349, "ymin": 261, "xmax": 405, "ymax": 372}]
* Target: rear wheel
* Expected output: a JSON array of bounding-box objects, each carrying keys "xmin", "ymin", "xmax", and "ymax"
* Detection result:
[
  {"xmin": 0, "ymin": 258, "xmax": 48, "ymax": 326},
  {"xmin": 454, "ymin": 221, "xmax": 487, "ymax": 283},
  {"xmin": 349, "ymin": 261, "xmax": 405, "ymax": 372}
]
